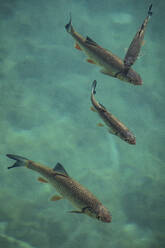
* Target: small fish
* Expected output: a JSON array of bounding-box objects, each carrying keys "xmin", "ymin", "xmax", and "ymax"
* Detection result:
[
  {"xmin": 123, "ymin": 4, "xmax": 153, "ymax": 73},
  {"xmin": 65, "ymin": 15, "xmax": 142, "ymax": 85},
  {"xmin": 7, "ymin": 154, "xmax": 111, "ymax": 223},
  {"xmin": 91, "ymin": 80, "xmax": 136, "ymax": 145}
]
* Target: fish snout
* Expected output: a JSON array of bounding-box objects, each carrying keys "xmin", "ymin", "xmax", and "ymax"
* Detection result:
[
  {"xmin": 101, "ymin": 214, "xmax": 112, "ymax": 223},
  {"xmin": 128, "ymin": 138, "xmax": 136, "ymax": 145},
  {"xmin": 130, "ymin": 75, "xmax": 142, "ymax": 86},
  {"xmin": 124, "ymin": 131, "xmax": 136, "ymax": 145},
  {"xmin": 97, "ymin": 205, "xmax": 112, "ymax": 223},
  {"xmin": 134, "ymin": 78, "xmax": 142, "ymax": 86},
  {"xmin": 126, "ymin": 69, "xmax": 142, "ymax": 86}
]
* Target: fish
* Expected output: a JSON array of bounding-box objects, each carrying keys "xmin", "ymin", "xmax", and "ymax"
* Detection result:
[
  {"xmin": 123, "ymin": 4, "xmax": 153, "ymax": 74},
  {"xmin": 65, "ymin": 15, "xmax": 142, "ymax": 85},
  {"xmin": 90, "ymin": 80, "xmax": 136, "ymax": 145},
  {"xmin": 7, "ymin": 154, "xmax": 111, "ymax": 223}
]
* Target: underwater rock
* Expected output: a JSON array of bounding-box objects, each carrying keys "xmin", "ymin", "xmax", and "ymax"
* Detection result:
[
  {"xmin": 0, "ymin": 191, "xmax": 67, "ymax": 248},
  {"xmin": 0, "ymin": 221, "xmax": 8, "ymax": 234},
  {"xmin": 6, "ymin": 221, "xmax": 49, "ymax": 248},
  {"xmin": 16, "ymin": 24, "xmax": 33, "ymax": 37},
  {"xmin": 6, "ymin": 108, "xmax": 43, "ymax": 130},
  {"xmin": 14, "ymin": 57, "xmax": 45, "ymax": 79},
  {"xmin": 122, "ymin": 181, "xmax": 165, "ymax": 232},
  {"xmin": 0, "ymin": 47, "xmax": 9, "ymax": 62},
  {"xmin": 0, "ymin": 0, "xmax": 17, "ymax": 20},
  {"xmin": 0, "ymin": 233, "xmax": 35, "ymax": 248}
]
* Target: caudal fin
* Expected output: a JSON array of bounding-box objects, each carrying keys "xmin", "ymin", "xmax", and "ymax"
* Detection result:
[
  {"xmin": 6, "ymin": 154, "xmax": 28, "ymax": 169},
  {"xmin": 91, "ymin": 80, "xmax": 97, "ymax": 95},
  {"xmin": 148, "ymin": 4, "xmax": 153, "ymax": 16},
  {"xmin": 65, "ymin": 13, "xmax": 74, "ymax": 33}
]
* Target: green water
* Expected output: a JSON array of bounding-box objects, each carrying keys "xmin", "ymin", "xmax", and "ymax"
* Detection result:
[{"xmin": 0, "ymin": 0, "xmax": 164, "ymax": 247}]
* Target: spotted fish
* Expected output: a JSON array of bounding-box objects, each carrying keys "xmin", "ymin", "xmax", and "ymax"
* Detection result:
[
  {"xmin": 123, "ymin": 4, "xmax": 153, "ymax": 74},
  {"xmin": 7, "ymin": 154, "xmax": 111, "ymax": 223},
  {"xmin": 91, "ymin": 80, "xmax": 136, "ymax": 145},
  {"xmin": 65, "ymin": 15, "xmax": 142, "ymax": 85}
]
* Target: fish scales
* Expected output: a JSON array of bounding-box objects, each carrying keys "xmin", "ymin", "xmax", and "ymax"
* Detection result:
[
  {"xmin": 7, "ymin": 154, "xmax": 111, "ymax": 223},
  {"xmin": 65, "ymin": 17, "xmax": 142, "ymax": 85},
  {"xmin": 72, "ymin": 31, "xmax": 127, "ymax": 74},
  {"xmin": 28, "ymin": 160, "xmax": 100, "ymax": 209},
  {"xmin": 99, "ymin": 109, "xmax": 130, "ymax": 134},
  {"xmin": 66, "ymin": 4, "xmax": 153, "ymax": 85},
  {"xmin": 90, "ymin": 80, "xmax": 136, "ymax": 144},
  {"xmin": 50, "ymin": 173, "xmax": 102, "ymax": 210}
]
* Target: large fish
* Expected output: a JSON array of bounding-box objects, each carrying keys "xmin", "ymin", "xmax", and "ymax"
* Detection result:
[
  {"xmin": 65, "ymin": 4, "xmax": 152, "ymax": 85},
  {"xmin": 7, "ymin": 154, "xmax": 111, "ymax": 223},
  {"xmin": 91, "ymin": 80, "xmax": 136, "ymax": 145},
  {"xmin": 123, "ymin": 4, "xmax": 153, "ymax": 73}
]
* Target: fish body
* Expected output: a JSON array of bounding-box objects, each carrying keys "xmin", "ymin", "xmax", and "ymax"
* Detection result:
[
  {"xmin": 7, "ymin": 154, "xmax": 111, "ymax": 223},
  {"xmin": 91, "ymin": 80, "xmax": 136, "ymax": 145},
  {"xmin": 65, "ymin": 17, "xmax": 142, "ymax": 85},
  {"xmin": 124, "ymin": 4, "xmax": 153, "ymax": 72}
]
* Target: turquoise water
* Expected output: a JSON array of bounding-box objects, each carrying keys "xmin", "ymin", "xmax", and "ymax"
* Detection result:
[{"xmin": 0, "ymin": 0, "xmax": 164, "ymax": 247}]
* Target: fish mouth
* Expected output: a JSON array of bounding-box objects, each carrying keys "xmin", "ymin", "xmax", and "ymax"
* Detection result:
[
  {"xmin": 134, "ymin": 80, "xmax": 142, "ymax": 85},
  {"xmin": 130, "ymin": 76, "xmax": 142, "ymax": 85},
  {"xmin": 126, "ymin": 70, "xmax": 142, "ymax": 85},
  {"xmin": 125, "ymin": 136, "xmax": 136, "ymax": 145},
  {"xmin": 101, "ymin": 214, "xmax": 112, "ymax": 223},
  {"xmin": 129, "ymin": 139, "xmax": 136, "ymax": 145},
  {"xmin": 103, "ymin": 216, "xmax": 112, "ymax": 223}
]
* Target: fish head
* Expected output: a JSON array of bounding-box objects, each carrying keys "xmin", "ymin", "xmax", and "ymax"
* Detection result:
[
  {"xmin": 95, "ymin": 205, "xmax": 112, "ymax": 223},
  {"xmin": 125, "ymin": 69, "xmax": 142, "ymax": 85},
  {"xmin": 84, "ymin": 205, "xmax": 111, "ymax": 223},
  {"xmin": 123, "ymin": 131, "xmax": 136, "ymax": 145},
  {"xmin": 117, "ymin": 69, "xmax": 142, "ymax": 85}
]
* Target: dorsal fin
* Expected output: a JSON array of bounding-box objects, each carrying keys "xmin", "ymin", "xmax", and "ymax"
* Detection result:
[
  {"xmin": 53, "ymin": 162, "xmax": 69, "ymax": 176},
  {"xmin": 85, "ymin": 36, "xmax": 98, "ymax": 46}
]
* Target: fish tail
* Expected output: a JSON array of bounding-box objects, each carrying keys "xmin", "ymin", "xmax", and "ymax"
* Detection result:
[
  {"xmin": 92, "ymin": 80, "xmax": 97, "ymax": 95},
  {"xmin": 6, "ymin": 154, "xmax": 29, "ymax": 169},
  {"xmin": 65, "ymin": 13, "xmax": 74, "ymax": 33},
  {"xmin": 148, "ymin": 4, "xmax": 153, "ymax": 16}
]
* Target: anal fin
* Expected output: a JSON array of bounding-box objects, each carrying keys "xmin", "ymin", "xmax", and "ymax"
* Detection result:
[
  {"xmin": 68, "ymin": 206, "xmax": 92, "ymax": 214},
  {"xmin": 97, "ymin": 123, "xmax": 104, "ymax": 127},
  {"xmin": 86, "ymin": 59, "xmax": 96, "ymax": 64},
  {"xmin": 50, "ymin": 195, "xmax": 63, "ymax": 201}
]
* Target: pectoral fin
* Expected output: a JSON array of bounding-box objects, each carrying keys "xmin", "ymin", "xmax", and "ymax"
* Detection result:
[
  {"xmin": 50, "ymin": 195, "xmax": 63, "ymax": 201},
  {"xmin": 38, "ymin": 177, "xmax": 48, "ymax": 183},
  {"xmin": 90, "ymin": 106, "xmax": 97, "ymax": 112},
  {"xmin": 142, "ymin": 40, "xmax": 145, "ymax": 46},
  {"xmin": 68, "ymin": 210, "xmax": 83, "ymax": 214},
  {"xmin": 68, "ymin": 206, "xmax": 92, "ymax": 214},
  {"xmin": 75, "ymin": 43, "xmax": 82, "ymax": 50}
]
